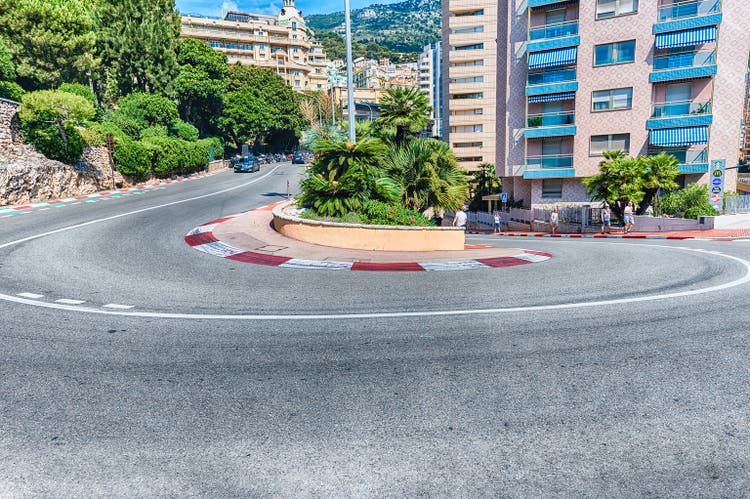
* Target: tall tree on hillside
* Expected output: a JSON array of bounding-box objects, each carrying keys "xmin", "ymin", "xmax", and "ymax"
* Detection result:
[
  {"xmin": 95, "ymin": 0, "xmax": 180, "ymax": 99},
  {"xmin": 174, "ymin": 38, "xmax": 227, "ymax": 137},
  {"xmin": 375, "ymin": 86, "xmax": 430, "ymax": 146},
  {"xmin": 0, "ymin": 0, "xmax": 98, "ymax": 90}
]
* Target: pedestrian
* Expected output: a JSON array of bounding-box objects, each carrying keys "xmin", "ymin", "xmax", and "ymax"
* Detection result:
[
  {"xmin": 493, "ymin": 210, "xmax": 501, "ymax": 234},
  {"xmin": 600, "ymin": 202, "xmax": 611, "ymax": 234},
  {"xmin": 550, "ymin": 207, "xmax": 559, "ymax": 235},
  {"xmin": 623, "ymin": 201, "xmax": 635, "ymax": 233},
  {"xmin": 453, "ymin": 205, "xmax": 467, "ymax": 231}
]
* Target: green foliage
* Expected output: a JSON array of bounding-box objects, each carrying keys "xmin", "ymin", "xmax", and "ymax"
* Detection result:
[
  {"xmin": 375, "ymin": 86, "xmax": 430, "ymax": 146},
  {"xmin": 0, "ymin": 36, "xmax": 14, "ymax": 81},
  {"xmin": 315, "ymin": 31, "xmax": 409, "ymax": 62},
  {"xmin": 107, "ymin": 92, "xmax": 179, "ymax": 139},
  {"xmin": 78, "ymin": 125, "xmax": 104, "ymax": 146},
  {"xmin": 58, "ymin": 83, "xmax": 97, "ymax": 108},
  {"xmin": 467, "ymin": 163, "xmax": 502, "ymax": 212},
  {"xmin": 95, "ymin": 0, "xmax": 180, "ymax": 97},
  {"xmin": 174, "ymin": 38, "xmax": 227, "ymax": 136},
  {"xmin": 359, "ymin": 200, "xmax": 435, "ymax": 226},
  {"xmin": 381, "ymin": 138, "xmax": 467, "ymax": 212},
  {"xmin": 0, "ymin": 80, "xmax": 24, "ymax": 100},
  {"xmin": 660, "ymin": 183, "xmax": 717, "ymax": 219},
  {"xmin": 169, "ymin": 119, "xmax": 199, "ymax": 141},
  {"xmin": 139, "ymin": 126, "xmax": 169, "ymax": 140},
  {"xmin": 141, "ymin": 136, "xmax": 181, "ymax": 175},
  {"xmin": 583, "ymin": 151, "xmax": 679, "ymax": 218},
  {"xmin": 85, "ymin": 121, "xmax": 150, "ymax": 177},
  {"xmin": 24, "ymin": 123, "xmax": 85, "ymax": 164},
  {"xmin": 0, "ymin": 0, "xmax": 97, "ymax": 90}
]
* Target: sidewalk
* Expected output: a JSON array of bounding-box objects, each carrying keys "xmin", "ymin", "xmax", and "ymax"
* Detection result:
[{"xmin": 493, "ymin": 228, "xmax": 750, "ymax": 240}]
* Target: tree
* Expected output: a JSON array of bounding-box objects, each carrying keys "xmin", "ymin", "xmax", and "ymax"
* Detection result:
[
  {"xmin": 381, "ymin": 138, "xmax": 467, "ymax": 213},
  {"xmin": 583, "ymin": 150, "xmax": 680, "ymax": 218},
  {"xmin": 95, "ymin": 0, "xmax": 180, "ymax": 98},
  {"xmin": 467, "ymin": 163, "xmax": 502, "ymax": 212},
  {"xmin": 19, "ymin": 90, "xmax": 96, "ymax": 163},
  {"xmin": 106, "ymin": 92, "xmax": 180, "ymax": 139},
  {"xmin": 0, "ymin": 0, "xmax": 98, "ymax": 90},
  {"xmin": 375, "ymin": 86, "xmax": 431, "ymax": 146},
  {"xmin": 174, "ymin": 38, "xmax": 227, "ymax": 136},
  {"xmin": 0, "ymin": 36, "xmax": 14, "ymax": 81}
]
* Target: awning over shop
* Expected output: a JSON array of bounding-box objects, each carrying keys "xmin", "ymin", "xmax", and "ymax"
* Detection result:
[
  {"xmin": 655, "ymin": 26, "xmax": 717, "ymax": 50},
  {"xmin": 527, "ymin": 92, "xmax": 576, "ymax": 103},
  {"xmin": 649, "ymin": 126, "xmax": 709, "ymax": 147},
  {"xmin": 528, "ymin": 47, "xmax": 578, "ymax": 70}
]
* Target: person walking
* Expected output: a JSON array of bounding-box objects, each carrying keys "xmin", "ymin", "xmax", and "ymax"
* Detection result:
[
  {"xmin": 550, "ymin": 207, "xmax": 559, "ymax": 235},
  {"xmin": 601, "ymin": 203, "xmax": 611, "ymax": 234},
  {"xmin": 493, "ymin": 210, "xmax": 501, "ymax": 234},
  {"xmin": 623, "ymin": 201, "xmax": 635, "ymax": 233},
  {"xmin": 453, "ymin": 205, "xmax": 467, "ymax": 231}
]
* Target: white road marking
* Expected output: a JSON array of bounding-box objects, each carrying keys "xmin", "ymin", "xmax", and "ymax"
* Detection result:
[
  {"xmin": 55, "ymin": 299, "xmax": 86, "ymax": 305},
  {"xmin": 17, "ymin": 293, "xmax": 44, "ymax": 299},
  {"xmin": 0, "ymin": 245, "xmax": 748, "ymax": 321},
  {"xmin": 103, "ymin": 304, "xmax": 134, "ymax": 310},
  {"xmin": 0, "ymin": 165, "xmax": 283, "ymax": 251}
]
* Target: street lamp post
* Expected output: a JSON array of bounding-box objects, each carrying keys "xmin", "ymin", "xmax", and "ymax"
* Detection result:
[{"xmin": 344, "ymin": 0, "xmax": 356, "ymax": 143}]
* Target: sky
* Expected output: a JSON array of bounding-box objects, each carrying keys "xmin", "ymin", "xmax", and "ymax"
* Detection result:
[{"xmin": 175, "ymin": 0, "xmax": 401, "ymax": 17}]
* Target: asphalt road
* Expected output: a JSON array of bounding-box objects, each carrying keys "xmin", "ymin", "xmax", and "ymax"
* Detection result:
[{"xmin": 1, "ymin": 163, "xmax": 749, "ymax": 497}]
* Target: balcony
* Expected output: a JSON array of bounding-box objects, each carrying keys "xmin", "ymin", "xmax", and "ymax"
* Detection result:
[
  {"xmin": 654, "ymin": 0, "xmax": 722, "ymax": 34},
  {"xmin": 650, "ymin": 147, "xmax": 709, "ymax": 173},
  {"xmin": 528, "ymin": 0, "xmax": 578, "ymax": 8},
  {"xmin": 517, "ymin": 154, "xmax": 576, "ymax": 179},
  {"xmin": 525, "ymin": 111, "xmax": 576, "ymax": 139},
  {"xmin": 649, "ymin": 50, "xmax": 716, "ymax": 83},
  {"xmin": 526, "ymin": 68, "xmax": 578, "ymax": 96},
  {"xmin": 527, "ymin": 21, "xmax": 580, "ymax": 52},
  {"xmin": 647, "ymin": 100, "xmax": 712, "ymax": 129}
]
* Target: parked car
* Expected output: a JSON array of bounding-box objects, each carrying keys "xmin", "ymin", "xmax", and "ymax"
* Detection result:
[
  {"xmin": 292, "ymin": 152, "xmax": 305, "ymax": 164},
  {"xmin": 234, "ymin": 155, "xmax": 259, "ymax": 173}
]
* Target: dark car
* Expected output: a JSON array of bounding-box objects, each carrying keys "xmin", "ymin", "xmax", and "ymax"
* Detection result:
[
  {"xmin": 292, "ymin": 153, "xmax": 305, "ymax": 164},
  {"xmin": 234, "ymin": 155, "xmax": 259, "ymax": 173}
]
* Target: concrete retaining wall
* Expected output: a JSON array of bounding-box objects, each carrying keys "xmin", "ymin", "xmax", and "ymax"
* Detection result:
[{"xmin": 273, "ymin": 203, "xmax": 465, "ymax": 251}]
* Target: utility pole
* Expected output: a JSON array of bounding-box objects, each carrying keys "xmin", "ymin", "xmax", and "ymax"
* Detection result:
[{"xmin": 344, "ymin": 0, "xmax": 356, "ymax": 143}]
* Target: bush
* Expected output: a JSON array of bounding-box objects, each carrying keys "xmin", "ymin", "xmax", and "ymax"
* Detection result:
[
  {"xmin": 0, "ymin": 81, "xmax": 24, "ymax": 101},
  {"xmin": 107, "ymin": 111, "xmax": 146, "ymax": 140},
  {"xmin": 684, "ymin": 205, "xmax": 717, "ymax": 219},
  {"xmin": 359, "ymin": 200, "xmax": 435, "ymax": 227},
  {"xmin": 169, "ymin": 119, "xmax": 199, "ymax": 141},
  {"xmin": 78, "ymin": 126, "xmax": 104, "ymax": 147},
  {"xmin": 57, "ymin": 83, "xmax": 97, "ymax": 109},
  {"xmin": 87, "ymin": 122, "xmax": 150, "ymax": 177},
  {"xmin": 658, "ymin": 183, "xmax": 717, "ymax": 218},
  {"xmin": 140, "ymin": 126, "xmax": 168, "ymax": 140},
  {"xmin": 142, "ymin": 136, "xmax": 182, "ymax": 175},
  {"xmin": 24, "ymin": 123, "xmax": 84, "ymax": 164}
]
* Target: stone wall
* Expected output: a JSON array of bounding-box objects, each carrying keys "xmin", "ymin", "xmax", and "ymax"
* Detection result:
[{"xmin": 0, "ymin": 98, "xmax": 22, "ymax": 147}]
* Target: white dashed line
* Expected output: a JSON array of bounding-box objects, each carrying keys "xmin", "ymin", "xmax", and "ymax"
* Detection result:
[
  {"xmin": 103, "ymin": 304, "xmax": 134, "ymax": 310},
  {"xmin": 17, "ymin": 293, "xmax": 44, "ymax": 299},
  {"xmin": 55, "ymin": 299, "xmax": 86, "ymax": 305}
]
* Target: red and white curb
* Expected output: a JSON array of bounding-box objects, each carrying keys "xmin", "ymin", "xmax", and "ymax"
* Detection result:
[
  {"xmin": 496, "ymin": 232, "xmax": 749, "ymax": 241},
  {"xmin": 186, "ymin": 211, "xmax": 552, "ymax": 272}
]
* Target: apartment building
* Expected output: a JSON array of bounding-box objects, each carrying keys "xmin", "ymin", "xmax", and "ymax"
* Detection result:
[
  {"xmin": 419, "ymin": 42, "xmax": 444, "ymax": 138},
  {"xmin": 180, "ymin": 0, "xmax": 328, "ymax": 92},
  {"xmin": 442, "ymin": 0, "xmax": 498, "ymax": 170},
  {"xmin": 492, "ymin": 0, "xmax": 749, "ymax": 208}
]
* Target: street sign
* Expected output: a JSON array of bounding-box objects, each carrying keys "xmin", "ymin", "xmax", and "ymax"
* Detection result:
[
  {"xmin": 708, "ymin": 159, "xmax": 726, "ymax": 213},
  {"xmin": 501, "ymin": 192, "xmax": 508, "ymax": 203}
]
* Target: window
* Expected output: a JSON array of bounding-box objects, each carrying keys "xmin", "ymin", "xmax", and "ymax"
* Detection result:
[
  {"xmin": 292, "ymin": 34, "xmax": 298, "ymax": 39},
  {"xmin": 451, "ymin": 59, "xmax": 484, "ymax": 68},
  {"xmin": 208, "ymin": 41, "xmax": 222, "ymax": 48},
  {"xmin": 453, "ymin": 92, "xmax": 483, "ymax": 99},
  {"xmin": 457, "ymin": 156, "xmax": 483, "ymax": 162},
  {"xmin": 451, "ymin": 76, "xmax": 484, "ymax": 84},
  {"xmin": 590, "ymin": 133, "xmax": 630, "ymax": 155},
  {"xmin": 592, "ymin": 87, "xmax": 633, "ymax": 111},
  {"xmin": 452, "ymin": 26, "xmax": 484, "ymax": 34},
  {"xmin": 594, "ymin": 40, "xmax": 635, "ymax": 66},
  {"xmin": 258, "ymin": 44, "xmax": 265, "ymax": 49},
  {"xmin": 292, "ymin": 21, "xmax": 297, "ymax": 30},
  {"xmin": 542, "ymin": 179, "xmax": 563, "ymax": 198},
  {"xmin": 451, "ymin": 108, "xmax": 484, "ymax": 116},
  {"xmin": 293, "ymin": 47, "xmax": 299, "ymax": 53},
  {"xmin": 452, "ymin": 125, "xmax": 483, "ymax": 133},
  {"xmin": 596, "ymin": 0, "xmax": 638, "ymax": 20},
  {"xmin": 453, "ymin": 142, "xmax": 483, "ymax": 148},
  {"xmin": 454, "ymin": 9, "xmax": 484, "ymax": 16},
  {"xmin": 455, "ymin": 43, "xmax": 484, "ymax": 51},
  {"xmin": 293, "ymin": 70, "xmax": 300, "ymax": 76},
  {"xmin": 295, "ymin": 81, "xmax": 300, "ymax": 87}
]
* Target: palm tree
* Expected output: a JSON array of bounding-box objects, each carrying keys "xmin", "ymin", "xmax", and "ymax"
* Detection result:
[
  {"xmin": 381, "ymin": 138, "xmax": 467, "ymax": 213},
  {"xmin": 375, "ymin": 86, "xmax": 431, "ymax": 146}
]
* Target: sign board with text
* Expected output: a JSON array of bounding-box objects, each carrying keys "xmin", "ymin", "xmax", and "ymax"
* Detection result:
[{"xmin": 708, "ymin": 159, "xmax": 726, "ymax": 213}]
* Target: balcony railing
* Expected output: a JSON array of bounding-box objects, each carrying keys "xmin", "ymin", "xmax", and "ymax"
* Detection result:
[
  {"xmin": 526, "ymin": 154, "xmax": 574, "ymax": 168},
  {"xmin": 650, "ymin": 148, "xmax": 708, "ymax": 164},
  {"xmin": 527, "ymin": 68, "xmax": 576, "ymax": 86},
  {"xmin": 527, "ymin": 111, "xmax": 575, "ymax": 127},
  {"xmin": 652, "ymin": 50, "xmax": 715, "ymax": 71},
  {"xmin": 528, "ymin": 20, "xmax": 579, "ymax": 41},
  {"xmin": 651, "ymin": 99, "xmax": 712, "ymax": 118},
  {"xmin": 657, "ymin": 0, "xmax": 721, "ymax": 22}
]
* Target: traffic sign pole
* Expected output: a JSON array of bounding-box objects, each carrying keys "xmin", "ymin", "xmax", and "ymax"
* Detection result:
[{"xmin": 709, "ymin": 159, "xmax": 726, "ymax": 214}]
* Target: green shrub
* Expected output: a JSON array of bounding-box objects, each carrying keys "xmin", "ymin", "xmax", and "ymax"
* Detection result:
[
  {"xmin": 57, "ymin": 83, "xmax": 97, "ymax": 109},
  {"xmin": 140, "ymin": 126, "xmax": 168, "ymax": 140},
  {"xmin": 79, "ymin": 126, "xmax": 104, "ymax": 147},
  {"xmin": 359, "ymin": 200, "xmax": 435, "ymax": 227},
  {"xmin": 0, "ymin": 81, "xmax": 24, "ymax": 101},
  {"xmin": 142, "ymin": 136, "xmax": 180, "ymax": 175},
  {"xmin": 169, "ymin": 119, "xmax": 199, "ymax": 141},
  {"xmin": 113, "ymin": 138, "xmax": 150, "ymax": 178},
  {"xmin": 658, "ymin": 183, "xmax": 717, "ymax": 218},
  {"xmin": 107, "ymin": 111, "xmax": 146, "ymax": 140},
  {"xmin": 684, "ymin": 205, "xmax": 717, "ymax": 219},
  {"xmin": 204, "ymin": 136, "xmax": 224, "ymax": 160},
  {"xmin": 24, "ymin": 123, "xmax": 84, "ymax": 164}
]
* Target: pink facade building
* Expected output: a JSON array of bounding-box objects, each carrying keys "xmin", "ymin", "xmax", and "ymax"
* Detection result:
[{"xmin": 483, "ymin": 0, "xmax": 750, "ymax": 208}]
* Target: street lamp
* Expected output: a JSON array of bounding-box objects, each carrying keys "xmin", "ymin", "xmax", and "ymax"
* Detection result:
[{"xmin": 344, "ymin": 0, "xmax": 356, "ymax": 143}]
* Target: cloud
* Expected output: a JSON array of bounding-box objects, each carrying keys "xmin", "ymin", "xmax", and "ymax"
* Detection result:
[{"xmin": 221, "ymin": 0, "xmax": 239, "ymax": 16}]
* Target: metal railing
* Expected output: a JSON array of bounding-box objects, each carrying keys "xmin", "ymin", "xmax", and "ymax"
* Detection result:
[
  {"xmin": 527, "ymin": 111, "xmax": 575, "ymax": 128},
  {"xmin": 652, "ymin": 51, "xmax": 715, "ymax": 71},
  {"xmin": 525, "ymin": 154, "xmax": 574, "ymax": 169},
  {"xmin": 651, "ymin": 99, "xmax": 712, "ymax": 118},
  {"xmin": 528, "ymin": 20, "xmax": 579, "ymax": 41},
  {"xmin": 724, "ymin": 194, "xmax": 750, "ymax": 214},
  {"xmin": 527, "ymin": 68, "xmax": 576, "ymax": 86},
  {"xmin": 658, "ymin": 0, "xmax": 721, "ymax": 21}
]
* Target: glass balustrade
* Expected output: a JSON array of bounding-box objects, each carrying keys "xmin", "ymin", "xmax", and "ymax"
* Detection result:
[
  {"xmin": 527, "ymin": 68, "xmax": 576, "ymax": 86},
  {"xmin": 658, "ymin": 0, "xmax": 721, "ymax": 22},
  {"xmin": 528, "ymin": 21, "xmax": 579, "ymax": 41},
  {"xmin": 526, "ymin": 154, "xmax": 574, "ymax": 169},
  {"xmin": 652, "ymin": 51, "xmax": 715, "ymax": 71},
  {"xmin": 651, "ymin": 100, "xmax": 711, "ymax": 118},
  {"xmin": 527, "ymin": 111, "xmax": 575, "ymax": 127}
]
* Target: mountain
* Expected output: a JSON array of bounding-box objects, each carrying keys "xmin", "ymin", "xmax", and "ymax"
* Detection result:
[{"xmin": 305, "ymin": 0, "xmax": 441, "ymax": 54}]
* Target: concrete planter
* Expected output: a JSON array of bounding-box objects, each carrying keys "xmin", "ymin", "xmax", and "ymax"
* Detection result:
[{"xmin": 272, "ymin": 202, "xmax": 465, "ymax": 251}]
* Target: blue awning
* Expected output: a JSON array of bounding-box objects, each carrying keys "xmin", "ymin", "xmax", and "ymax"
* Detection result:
[
  {"xmin": 649, "ymin": 126, "xmax": 709, "ymax": 147},
  {"xmin": 655, "ymin": 26, "xmax": 717, "ymax": 49},
  {"xmin": 528, "ymin": 92, "xmax": 576, "ymax": 103},
  {"xmin": 528, "ymin": 47, "xmax": 578, "ymax": 70}
]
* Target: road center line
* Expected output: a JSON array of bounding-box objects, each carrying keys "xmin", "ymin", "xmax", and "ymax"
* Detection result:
[{"xmin": 0, "ymin": 245, "xmax": 747, "ymax": 321}]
